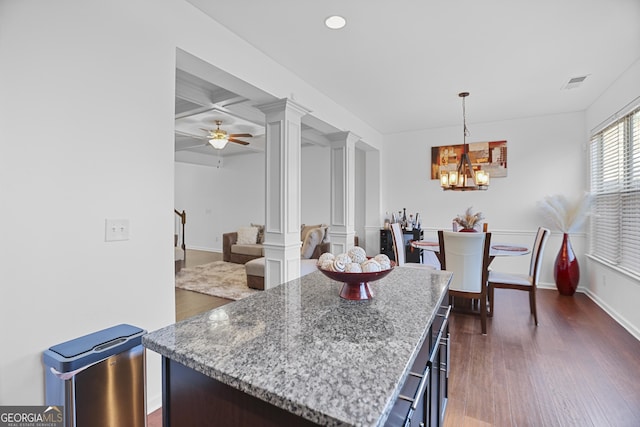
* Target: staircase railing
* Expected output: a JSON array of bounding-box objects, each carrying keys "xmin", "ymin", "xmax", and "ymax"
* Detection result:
[{"xmin": 174, "ymin": 209, "xmax": 186, "ymax": 253}]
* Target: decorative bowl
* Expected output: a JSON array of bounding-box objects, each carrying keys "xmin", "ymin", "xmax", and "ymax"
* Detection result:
[{"xmin": 318, "ymin": 262, "xmax": 395, "ymax": 300}]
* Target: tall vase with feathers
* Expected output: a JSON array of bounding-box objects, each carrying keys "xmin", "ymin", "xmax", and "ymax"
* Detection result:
[{"xmin": 537, "ymin": 193, "xmax": 592, "ymax": 296}]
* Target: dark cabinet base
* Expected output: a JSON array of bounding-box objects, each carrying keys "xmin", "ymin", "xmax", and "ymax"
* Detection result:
[
  {"xmin": 385, "ymin": 301, "xmax": 450, "ymax": 427},
  {"xmin": 162, "ymin": 359, "xmax": 318, "ymax": 426}
]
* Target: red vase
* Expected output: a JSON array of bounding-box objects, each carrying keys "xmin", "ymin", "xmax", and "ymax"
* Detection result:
[{"xmin": 554, "ymin": 233, "xmax": 580, "ymax": 296}]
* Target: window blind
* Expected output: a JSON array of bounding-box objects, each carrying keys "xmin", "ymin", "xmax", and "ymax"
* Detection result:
[{"xmin": 589, "ymin": 106, "xmax": 640, "ymax": 277}]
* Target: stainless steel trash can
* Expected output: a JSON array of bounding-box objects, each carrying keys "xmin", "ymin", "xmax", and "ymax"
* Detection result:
[{"xmin": 43, "ymin": 324, "xmax": 147, "ymax": 427}]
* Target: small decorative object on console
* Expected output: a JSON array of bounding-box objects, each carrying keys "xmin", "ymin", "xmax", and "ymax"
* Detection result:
[
  {"xmin": 453, "ymin": 206, "xmax": 484, "ymax": 232},
  {"xmin": 317, "ymin": 247, "xmax": 394, "ymax": 300}
]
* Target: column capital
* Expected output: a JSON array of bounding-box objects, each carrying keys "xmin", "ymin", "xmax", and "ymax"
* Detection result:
[
  {"xmin": 257, "ymin": 98, "xmax": 311, "ymax": 118},
  {"xmin": 327, "ymin": 131, "xmax": 361, "ymax": 146}
]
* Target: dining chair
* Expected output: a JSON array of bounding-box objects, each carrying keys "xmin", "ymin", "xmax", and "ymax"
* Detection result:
[
  {"xmin": 488, "ymin": 227, "xmax": 550, "ymax": 325},
  {"xmin": 390, "ymin": 223, "xmax": 437, "ymax": 270},
  {"xmin": 438, "ymin": 230, "xmax": 492, "ymax": 334}
]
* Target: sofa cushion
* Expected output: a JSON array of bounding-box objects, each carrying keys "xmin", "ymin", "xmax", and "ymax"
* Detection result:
[
  {"xmin": 251, "ymin": 223, "xmax": 265, "ymax": 243},
  {"xmin": 301, "ymin": 224, "xmax": 326, "ymax": 243},
  {"xmin": 301, "ymin": 227, "xmax": 325, "ymax": 259},
  {"xmin": 245, "ymin": 257, "xmax": 265, "ymax": 277},
  {"xmin": 237, "ymin": 226, "xmax": 259, "ymax": 244},
  {"xmin": 231, "ymin": 243, "xmax": 264, "ymax": 257}
]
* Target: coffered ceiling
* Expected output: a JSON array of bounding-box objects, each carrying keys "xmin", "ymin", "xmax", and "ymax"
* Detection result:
[
  {"xmin": 175, "ymin": 69, "xmax": 266, "ymax": 158},
  {"xmin": 174, "ymin": 60, "xmax": 340, "ymax": 163}
]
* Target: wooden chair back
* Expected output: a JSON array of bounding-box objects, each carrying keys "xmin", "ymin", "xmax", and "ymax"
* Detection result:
[{"xmin": 529, "ymin": 227, "xmax": 550, "ymax": 285}]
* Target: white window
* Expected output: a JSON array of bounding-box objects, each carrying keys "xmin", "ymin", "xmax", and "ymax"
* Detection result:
[{"xmin": 589, "ymin": 105, "xmax": 640, "ymax": 277}]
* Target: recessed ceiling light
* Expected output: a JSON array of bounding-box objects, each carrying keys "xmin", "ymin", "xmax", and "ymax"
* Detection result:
[{"xmin": 325, "ymin": 15, "xmax": 346, "ymax": 30}]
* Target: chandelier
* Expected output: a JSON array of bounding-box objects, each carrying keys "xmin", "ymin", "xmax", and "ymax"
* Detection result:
[{"xmin": 440, "ymin": 92, "xmax": 489, "ymax": 191}]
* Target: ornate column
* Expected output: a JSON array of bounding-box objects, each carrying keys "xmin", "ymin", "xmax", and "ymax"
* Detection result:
[
  {"xmin": 258, "ymin": 99, "xmax": 310, "ymax": 289},
  {"xmin": 328, "ymin": 131, "xmax": 359, "ymax": 254}
]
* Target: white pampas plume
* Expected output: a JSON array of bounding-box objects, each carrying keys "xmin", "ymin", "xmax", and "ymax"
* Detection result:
[{"xmin": 537, "ymin": 193, "xmax": 592, "ymax": 233}]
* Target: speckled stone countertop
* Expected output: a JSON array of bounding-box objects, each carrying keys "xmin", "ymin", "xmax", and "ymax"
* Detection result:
[{"xmin": 143, "ymin": 266, "xmax": 451, "ymax": 426}]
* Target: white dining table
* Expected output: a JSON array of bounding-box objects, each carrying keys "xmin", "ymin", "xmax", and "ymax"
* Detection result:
[{"xmin": 411, "ymin": 239, "xmax": 530, "ymax": 265}]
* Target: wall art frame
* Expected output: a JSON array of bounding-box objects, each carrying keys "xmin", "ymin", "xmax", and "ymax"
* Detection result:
[{"xmin": 431, "ymin": 140, "xmax": 507, "ymax": 181}]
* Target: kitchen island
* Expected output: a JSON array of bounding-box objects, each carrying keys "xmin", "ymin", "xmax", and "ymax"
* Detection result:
[{"xmin": 143, "ymin": 266, "xmax": 452, "ymax": 426}]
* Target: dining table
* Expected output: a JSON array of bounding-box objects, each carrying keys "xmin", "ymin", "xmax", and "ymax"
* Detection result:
[{"xmin": 411, "ymin": 239, "xmax": 530, "ymax": 265}]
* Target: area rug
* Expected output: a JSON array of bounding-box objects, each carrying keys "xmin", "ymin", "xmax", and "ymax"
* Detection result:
[{"xmin": 175, "ymin": 261, "xmax": 259, "ymax": 300}]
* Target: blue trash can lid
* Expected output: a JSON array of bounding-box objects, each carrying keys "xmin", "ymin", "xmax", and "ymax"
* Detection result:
[{"xmin": 43, "ymin": 324, "xmax": 146, "ymax": 372}]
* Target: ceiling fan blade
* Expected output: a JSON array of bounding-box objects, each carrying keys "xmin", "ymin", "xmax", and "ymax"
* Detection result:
[
  {"xmin": 229, "ymin": 133, "xmax": 252, "ymax": 138},
  {"xmin": 228, "ymin": 138, "xmax": 250, "ymax": 146}
]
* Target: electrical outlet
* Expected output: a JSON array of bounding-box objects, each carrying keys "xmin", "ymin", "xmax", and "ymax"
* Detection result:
[{"xmin": 105, "ymin": 219, "xmax": 129, "ymax": 241}]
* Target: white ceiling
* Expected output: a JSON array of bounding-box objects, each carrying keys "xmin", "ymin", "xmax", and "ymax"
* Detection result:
[{"xmin": 177, "ymin": 0, "xmax": 640, "ymax": 158}]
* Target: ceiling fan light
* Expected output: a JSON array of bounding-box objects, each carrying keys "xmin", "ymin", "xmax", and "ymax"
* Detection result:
[{"xmin": 209, "ymin": 137, "xmax": 228, "ymax": 149}]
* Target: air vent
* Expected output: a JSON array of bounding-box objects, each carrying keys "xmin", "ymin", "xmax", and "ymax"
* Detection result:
[{"xmin": 563, "ymin": 75, "xmax": 588, "ymax": 90}]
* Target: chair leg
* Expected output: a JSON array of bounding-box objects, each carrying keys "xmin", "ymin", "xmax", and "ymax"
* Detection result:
[
  {"xmin": 488, "ymin": 284, "xmax": 495, "ymax": 317},
  {"xmin": 530, "ymin": 290, "xmax": 538, "ymax": 326},
  {"xmin": 480, "ymin": 294, "xmax": 487, "ymax": 335}
]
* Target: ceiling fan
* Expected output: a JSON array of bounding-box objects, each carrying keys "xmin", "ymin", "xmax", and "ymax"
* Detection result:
[{"xmin": 200, "ymin": 120, "xmax": 252, "ymax": 149}]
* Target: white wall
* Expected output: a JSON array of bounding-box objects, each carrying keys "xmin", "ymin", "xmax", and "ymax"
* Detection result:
[
  {"xmin": 584, "ymin": 59, "xmax": 640, "ymax": 339},
  {"xmin": 381, "ymin": 112, "xmax": 588, "ymax": 288},
  {"xmin": 0, "ymin": 0, "xmax": 176, "ymax": 409},
  {"xmin": 174, "ymin": 161, "xmax": 223, "ymax": 251},
  {"xmin": 301, "ymin": 146, "xmax": 332, "ymax": 226},
  {"xmin": 176, "ymin": 145, "xmax": 335, "ymax": 252},
  {"xmin": 0, "ymin": 0, "xmax": 382, "ymax": 411}
]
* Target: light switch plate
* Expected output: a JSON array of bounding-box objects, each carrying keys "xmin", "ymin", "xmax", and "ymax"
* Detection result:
[{"xmin": 105, "ymin": 219, "xmax": 129, "ymax": 241}]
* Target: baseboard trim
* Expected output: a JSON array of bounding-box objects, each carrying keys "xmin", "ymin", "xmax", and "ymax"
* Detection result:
[
  {"xmin": 582, "ymin": 288, "xmax": 640, "ymax": 342},
  {"xmin": 186, "ymin": 245, "xmax": 221, "ymax": 253},
  {"xmin": 537, "ymin": 282, "xmax": 640, "ymax": 341},
  {"xmin": 147, "ymin": 392, "xmax": 162, "ymax": 415}
]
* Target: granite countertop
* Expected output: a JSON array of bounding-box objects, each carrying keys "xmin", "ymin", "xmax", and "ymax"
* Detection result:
[{"xmin": 143, "ymin": 266, "xmax": 451, "ymax": 427}]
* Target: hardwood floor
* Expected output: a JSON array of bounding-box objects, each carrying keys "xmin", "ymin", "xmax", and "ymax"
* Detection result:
[
  {"xmin": 175, "ymin": 249, "xmax": 232, "ymax": 321},
  {"xmin": 443, "ymin": 288, "xmax": 640, "ymax": 427},
  {"xmin": 150, "ymin": 258, "xmax": 640, "ymax": 426}
]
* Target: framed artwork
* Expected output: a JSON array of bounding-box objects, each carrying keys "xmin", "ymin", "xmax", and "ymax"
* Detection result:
[{"xmin": 431, "ymin": 140, "xmax": 507, "ymax": 180}]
